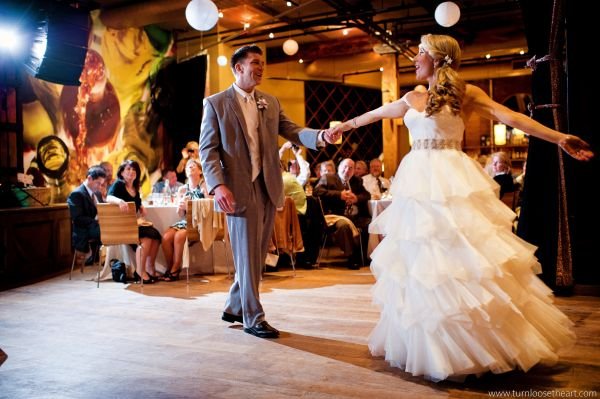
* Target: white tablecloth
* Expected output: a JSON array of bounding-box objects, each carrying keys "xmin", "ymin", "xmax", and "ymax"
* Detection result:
[
  {"xmin": 97, "ymin": 203, "xmax": 231, "ymax": 280},
  {"xmin": 367, "ymin": 199, "xmax": 392, "ymax": 255}
]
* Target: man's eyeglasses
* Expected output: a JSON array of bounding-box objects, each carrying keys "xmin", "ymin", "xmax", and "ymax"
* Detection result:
[{"xmin": 187, "ymin": 149, "xmax": 196, "ymax": 153}]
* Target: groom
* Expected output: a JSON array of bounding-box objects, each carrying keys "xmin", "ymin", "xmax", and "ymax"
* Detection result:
[{"xmin": 200, "ymin": 45, "xmax": 340, "ymax": 338}]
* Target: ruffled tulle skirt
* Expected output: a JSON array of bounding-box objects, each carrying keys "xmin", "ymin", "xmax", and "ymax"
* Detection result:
[{"xmin": 368, "ymin": 149, "xmax": 576, "ymax": 382}]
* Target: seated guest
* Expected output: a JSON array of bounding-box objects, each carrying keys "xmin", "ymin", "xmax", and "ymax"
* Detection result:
[
  {"xmin": 67, "ymin": 165, "xmax": 107, "ymax": 264},
  {"xmin": 319, "ymin": 160, "xmax": 335, "ymax": 177},
  {"xmin": 313, "ymin": 158, "xmax": 371, "ymax": 269},
  {"xmin": 354, "ymin": 160, "xmax": 368, "ymax": 178},
  {"xmin": 280, "ymin": 160, "xmax": 321, "ymax": 268},
  {"xmin": 161, "ymin": 159, "xmax": 207, "ymax": 281},
  {"xmin": 107, "ymin": 160, "xmax": 161, "ymax": 284},
  {"xmin": 281, "ymin": 161, "xmax": 307, "ymax": 216},
  {"xmin": 279, "ymin": 141, "xmax": 311, "ymax": 187},
  {"xmin": 176, "ymin": 141, "xmax": 200, "ymax": 181},
  {"xmin": 361, "ymin": 158, "xmax": 390, "ymax": 200},
  {"xmin": 98, "ymin": 161, "xmax": 114, "ymax": 202},
  {"xmin": 152, "ymin": 169, "xmax": 183, "ymax": 195},
  {"xmin": 491, "ymin": 151, "xmax": 516, "ymax": 198},
  {"xmin": 515, "ymin": 159, "xmax": 527, "ymax": 188}
]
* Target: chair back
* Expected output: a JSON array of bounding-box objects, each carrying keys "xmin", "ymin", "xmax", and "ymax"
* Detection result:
[
  {"xmin": 501, "ymin": 190, "xmax": 519, "ymax": 211},
  {"xmin": 186, "ymin": 198, "xmax": 226, "ymax": 242},
  {"xmin": 186, "ymin": 200, "xmax": 200, "ymax": 243},
  {"xmin": 272, "ymin": 196, "xmax": 303, "ymax": 253},
  {"xmin": 96, "ymin": 202, "xmax": 139, "ymax": 245}
]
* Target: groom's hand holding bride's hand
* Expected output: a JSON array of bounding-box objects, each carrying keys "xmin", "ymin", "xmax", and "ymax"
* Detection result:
[{"xmin": 323, "ymin": 126, "xmax": 343, "ymax": 144}]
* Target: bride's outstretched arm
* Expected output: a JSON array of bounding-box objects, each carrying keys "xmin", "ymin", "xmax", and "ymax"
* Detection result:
[
  {"xmin": 333, "ymin": 96, "xmax": 411, "ymax": 133},
  {"xmin": 465, "ymin": 84, "xmax": 594, "ymax": 161}
]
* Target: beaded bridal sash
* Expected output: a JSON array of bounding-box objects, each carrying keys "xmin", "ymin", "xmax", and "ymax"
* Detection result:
[{"xmin": 411, "ymin": 138, "xmax": 462, "ymax": 150}]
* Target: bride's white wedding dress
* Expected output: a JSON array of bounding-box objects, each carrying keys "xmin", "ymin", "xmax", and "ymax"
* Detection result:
[{"xmin": 368, "ymin": 100, "xmax": 576, "ymax": 382}]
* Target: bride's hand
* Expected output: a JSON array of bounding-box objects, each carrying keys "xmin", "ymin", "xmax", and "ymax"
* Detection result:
[
  {"xmin": 558, "ymin": 135, "xmax": 594, "ymax": 161},
  {"xmin": 323, "ymin": 127, "xmax": 342, "ymax": 144}
]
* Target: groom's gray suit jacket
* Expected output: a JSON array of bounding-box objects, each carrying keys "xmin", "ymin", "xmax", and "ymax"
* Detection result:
[{"xmin": 200, "ymin": 85, "xmax": 320, "ymax": 212}]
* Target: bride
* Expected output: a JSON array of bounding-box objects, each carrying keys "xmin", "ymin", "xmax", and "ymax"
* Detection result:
[{"xmin": 331, "ymin": 34, "xmax": 593, "ymax": 381}]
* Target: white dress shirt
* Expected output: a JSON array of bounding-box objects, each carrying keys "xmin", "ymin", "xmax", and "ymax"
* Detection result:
[
  {"xmin": 362, "ymin": 174, "xmax": 390, "ymax": 197},
  {"xmin": 233, "ymin": 84, "xmax": 261, "ymax": 181}
]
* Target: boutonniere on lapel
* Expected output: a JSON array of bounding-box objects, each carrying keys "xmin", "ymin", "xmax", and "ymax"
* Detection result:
[{"xmin": 256, "ymin": 97, "xmax": 268, "ymax": 110}]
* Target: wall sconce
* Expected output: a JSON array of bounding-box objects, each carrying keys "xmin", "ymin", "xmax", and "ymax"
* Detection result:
[{"xmin": 494, "ymin": 123, "xmax": 507, "ymax": 146}]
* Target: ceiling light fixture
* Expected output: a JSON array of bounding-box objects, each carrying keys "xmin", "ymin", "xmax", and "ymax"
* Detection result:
[
  {"xmin": 283, "ymin": 38, "xmax": 299, "ymax": 56},
  {"xmin": 217, "ymin": 55, "xmax": 228, "ymax": 66},
  {"xmin": 434, "ymin": 1, "xmax": 461, "ymax": 28},
  {"xmin": 185, "ymin": 0, "xmax": 219, "ymax": 31}
]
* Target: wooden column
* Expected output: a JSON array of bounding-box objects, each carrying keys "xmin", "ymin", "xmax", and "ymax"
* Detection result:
[{"xmin": 381, "ymin": 54, "xmax": 408, "ymax": 178}]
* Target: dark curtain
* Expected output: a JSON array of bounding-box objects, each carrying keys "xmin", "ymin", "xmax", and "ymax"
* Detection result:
[
  {"xmin": 151, "ymin": 54, "xmax": 207, "ymax": 175},
  {"xmin": 518, "ymin": 0, "xmax": 599, "ymax": 292}
]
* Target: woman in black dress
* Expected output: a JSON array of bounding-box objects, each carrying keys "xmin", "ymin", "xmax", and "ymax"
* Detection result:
[{"xmin": 107, "ymin": 160, "xmax": 161, "ymax": 283}]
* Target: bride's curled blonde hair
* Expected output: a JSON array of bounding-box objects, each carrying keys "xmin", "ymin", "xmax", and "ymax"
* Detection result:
[{"xmin": 420, "ymin": 34, "xmax": 465, "ymax": 116}]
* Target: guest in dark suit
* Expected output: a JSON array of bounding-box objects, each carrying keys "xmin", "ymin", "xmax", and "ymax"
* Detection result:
[
  {"xmin": 491, "ymin": 151, "xmax": 516, "ymax": 198},
  {"xmin": 313, "ymin": 158, "xmax": 371, "ymax": 269},
  {"xmin": 67, "ymin": 165, "xmax": 107, "ymax": 258}
]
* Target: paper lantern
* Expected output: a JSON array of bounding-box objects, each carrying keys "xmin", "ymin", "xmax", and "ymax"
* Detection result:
[
  {"xmin": 185, "ymin": 0, "xmax": 219, "ymax": 31},
  {"xmin": 282, "ymin": 39, "xmax": 299, "ymax": 56},
  {"xmin": 217, "ymin": 55, "xmax": 228, "ymax": 66},
  {"xmin": 434, "ymin": 2, "xmax": 461, "ymax": 27}
]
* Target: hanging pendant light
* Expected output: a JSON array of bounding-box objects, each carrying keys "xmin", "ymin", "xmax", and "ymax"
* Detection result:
[
  {"xmin": 282, "ymin": 39, "xmax": 299, "ymax": 56},
  {"xmin": 185, "ymin": 0, "xmax": 219, "ymax": 31},
  {"xmin": 434, "ymin": 1, "xmax": 461, "ymax": 27}
]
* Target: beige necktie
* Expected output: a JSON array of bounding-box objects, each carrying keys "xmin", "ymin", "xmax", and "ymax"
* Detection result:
[{"xmin": 243, "ymin": 94, "xmax": 261, "ymax": 181}]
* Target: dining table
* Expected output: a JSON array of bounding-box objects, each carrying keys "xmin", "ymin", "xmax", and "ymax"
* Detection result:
[
  {"xmin": 367, "ymin": 199, "xmax": 392, "ymax": 255},
  {"xmin": 97, "ymin": 202, "xmax": 231, "ymax": 281}
]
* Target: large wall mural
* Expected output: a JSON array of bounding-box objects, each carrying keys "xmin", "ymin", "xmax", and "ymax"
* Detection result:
[{"xmin": 22, "ymin": 11, "xmax": 173, "ymax": 202}]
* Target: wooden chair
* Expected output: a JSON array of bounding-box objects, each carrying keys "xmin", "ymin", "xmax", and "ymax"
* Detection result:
[
  {"xmin": 501, "ymin": 190, "xmax": 519, "ymax": 211},
  {"xmin": 270, "ymin": 196, "xmax": 304, "ymax": 276},
  {"xmin": 96, "ymin": 202, "xmax": 139, "ymax": 287},
  {"xmin": 500, "ymin": 189, "xmax": 521, "ymax": 232},
  {"xmin": 186, "ymin": 199, "xmax": 232, "ymax": 283},
  {"xmin": 69, "ymin": 236, "xmax": 100, "ymax": 281},
  {"xmin": 315, "ymin": 197, "xmax": 365, "ymax": 269}
]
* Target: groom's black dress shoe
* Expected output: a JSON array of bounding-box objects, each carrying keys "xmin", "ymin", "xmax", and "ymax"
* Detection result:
[
  {"xmin": 244, "ymin": 321, "xmax": 280, "ymax": 338},
  {"xmin": 222, "ymin": 312, "xmax": 243, "ymax": 323}
]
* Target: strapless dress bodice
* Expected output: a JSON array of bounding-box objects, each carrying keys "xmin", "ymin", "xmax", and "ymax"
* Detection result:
[{"xmin": 403, "ymin": 106, "xmax": 465, "ymax": 143}]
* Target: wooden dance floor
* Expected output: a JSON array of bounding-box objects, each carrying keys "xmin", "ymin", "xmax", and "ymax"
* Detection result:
[{"xmin": 0, "ymin": 266, "xmax": 598, "ymax": 398}]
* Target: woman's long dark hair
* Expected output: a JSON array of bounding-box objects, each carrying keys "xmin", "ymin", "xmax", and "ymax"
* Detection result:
[{"xmin": 116, "ymin": 160, "xmax": 141, "ymax": 191}]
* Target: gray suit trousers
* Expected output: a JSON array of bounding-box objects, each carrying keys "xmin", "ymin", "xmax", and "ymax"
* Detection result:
[{"xmin": 223, "ymin": 173, "xmax": 276, "ymax": 328}]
